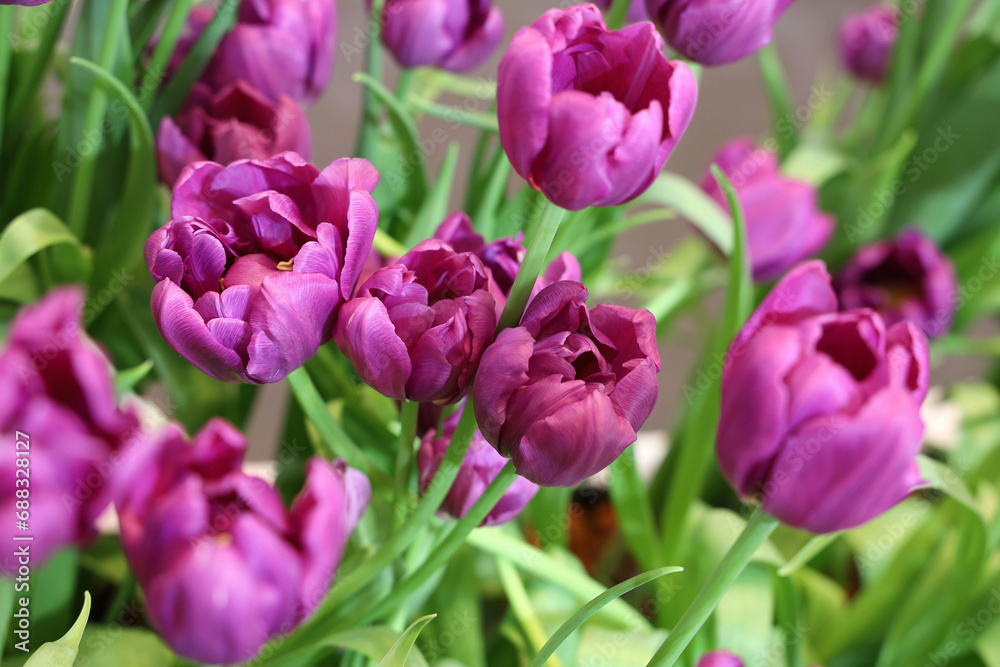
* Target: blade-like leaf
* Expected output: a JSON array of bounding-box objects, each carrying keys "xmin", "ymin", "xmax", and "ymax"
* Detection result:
[
  {"xmin": 24, "ymin": 591, "xmax": 91, "ymax": 667},
  {"xmin": 377, "ymin": 615, "xmax": 436, "ymax": 667},
  {"xmin": 0, "ymin": 208, "xmax": 91, "ymax": 288}
]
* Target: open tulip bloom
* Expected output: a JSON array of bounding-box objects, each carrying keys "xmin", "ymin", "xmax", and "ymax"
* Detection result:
[{"xmin": 6, "ymin": 0, "xmax": 997, "ymax": 664}]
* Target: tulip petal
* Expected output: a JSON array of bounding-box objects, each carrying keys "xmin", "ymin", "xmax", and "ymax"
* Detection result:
[
  {"xmin": 498, "ymin": 26, "xmax": 553, "ymax": 180},
  {"xmin": 336, "ymin": 297, "xmax": 412, "ymax": 399}
]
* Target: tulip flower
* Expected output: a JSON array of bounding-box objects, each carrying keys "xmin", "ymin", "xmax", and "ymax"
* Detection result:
[
  {"xmin": 433, "ymin": 212, "xmax": 582, "ymax": 313},
  {"xmin": 118, "ymin": 418, "xmax": 370, "ymax": 664},
  {"xmin": 417, "ymin": 406, "xmax": 539, "ymax": 526},
  {"xmin": 473, "ymin": 281, "xmax": 660, "ymax": 486},
  {"xmin": 157, "ymin": 81, "xmax": 312, "ymax": 186},
  {"xmin": 0, "ymin": 288, "xmax": 143, "ymax": 573},
  {"xmin": 834, "ymin": 229, "xmax": 957, "ymax": 340},
  {"xmin": 176, "ymin": 0, "xmax": 335, "ymax": 105},
  {"xmin": 702, "ymin": 137, "xmax": 834, "ymax": 281},
  {"xmin": 335, "ymin": 239, "xmax": 497, "ymax": 404},
  {"xmin": 145, "ymin": 153, "xmax": 378, "ymax": 383},
  {"xmin": 379, "ymin": 0, "xmax": 504, "ymax": 71},
  {"xmin": 696, "ymin": 652, "xmax": 744, "ymax": 667},
  {"xmin": 717, "ymin": 261, "xmax": 928, "ymax": 533},
  {"xmin": 840, "ymin": 4, "xmax": 899, "ymax": 83},
  {"xmin": 646, "ymin": 0, "xmax": 795, "ymax": 66},
  {"xmin": 497, "ymin": 4, "xmax": 698, "ymax": 210}
]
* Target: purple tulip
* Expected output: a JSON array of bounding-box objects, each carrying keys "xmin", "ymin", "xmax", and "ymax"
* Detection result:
[
  {"xmin": 840, "ymin": 4, "xmax": 899, "ymax": 83},
  {"xmin": 379, "ymin": 0, "xmax": 504, "ymax": 71},
  {"xmin": 646, "ymin": 0, "xmax": 795, "ymax": 66},
  {"xmin": 697, "ymin": 652, "xmax": 744, "ymax": 667},
  {"xmin": 0, "ymin": 288, "xmax": 142, "ymax": 573},
  {"xmin": 145, "ymin": 152, "xmax": 378, "ymax": 383},
  {"xmin": 702, "ymin": 137, "xmax": 834, "ymax": 281},
  {"xmin": 433, "ymin": 212, "xmax": 582, "ymax": 314},
  {"xmin": 417, "ymin": 406, "xmax": 539, "ymax": 526},
  {"xmin": 176, "ymin": 0, "xmax": 336, "ymax": 105},
  {"xmin": 118, "ymin": 418, "xmax": 370, "ymax": 664},
  {"xmin": 473, "ymin": 281, "xmax": 660, "ymax": 486},
  {"xmin": 335, "ymin": 239, "xmax": 497, "ymax": 404},
  {"xmin": 834, "ymin": 229, "xmax": 957, "ymax": 340},
  {"xmin": 157, "ymin": 81, "xmax": 312, "ymax": 186},
  {"xmin": 497, "ymin": 4, "xmax": 698, "ymax": 211},
  {"xmin": 717, "ymin": 261, "xmax": 928, "ymax": 533}
]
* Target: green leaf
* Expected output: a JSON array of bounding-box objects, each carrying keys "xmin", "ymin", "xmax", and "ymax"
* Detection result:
[
  {"xmin": 376, "ymin": 615, "xmax": 436, "ymax": 667},
  {"xmin": 0, "ymin": 578, "xmax": 13, "ymax": 657},
  {"xmin": 710, "ymin": 166, "xmax": 753, "ymax": 343},
  {"xmin": 757, "ymin": 44, "xmax": 796, "ymax": 158},
  {"xmin": 529, "ymin": 567, "xmax": 682, "ymax": 667},
  {"xmin": 608, "ymin": 448, "xmax": 665, "ymax": 571},
  {"xmin": 406, "ymin": 142, "xmax": 460, "ymax": 247},
  {"xmin": 0, "ymin": 209, "xmax": 90, "ymax": 289},
  {"xmin": 638, "ymin": 173, "xmax": 730, "ymax": 254},
  {"xmin": 74, "ymin": 627, "xmax": 174, "ymax": 667},
  {"xmin": 115, "ymin": 360, "xmax": 153, "ymax": 396},
  {"xmin": 24, "ymin": 592, "xmax": 90, "ymax": 667}
]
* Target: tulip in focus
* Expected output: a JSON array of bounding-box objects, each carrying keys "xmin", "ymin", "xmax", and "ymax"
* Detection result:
[
  {"xmin": 717, "ymin": 261, "xmax": 928, "ymax": 533},
  {"xmin": 834, "ymin": 228, "xmax": 957, "ymax": 340},
  {"xmin": 177, "ymin": 0, "xmax": 335, "ymax": 105},
  {"xmin": 840, "ymin": 4, "xmax": 900, "ymax": 83},
  {"xmin": 157, "ymin": 81, "xmax": 311, "ymax": 186},
  {"xmin": 336, "ymin": 239, "xmax": 497, "ymax": 404},
  {"xmin": 0, "ymin": 288, "xmax": 142, "ymax": 573},
  {"xmin": 417, "ymin": 406, "xmax": 539, "ymax": 526},
  {"xmin": 473, "ymin": 281, "xmax": 660, "ymax": 486},
  {"xmin": 379, "ymin": 0, "xmax": 504, "ymax": 71},
  {"xmin": 702, "ymin": 137, "xmax": 834, "ymax": 281},
  {"xmin": 118, "ymin": 418, "xmax": 370, "ymax": 664},
  {"xmin": 497, "ymin": 4, "xmax": 698, "ymax": 210},
  {"xmin": 145, "ymin": 153, "xmax": 378, "ymax": 383},
  {"xmin": 645, "ymin": 0, "xmax": 795, "ymax": 66}
]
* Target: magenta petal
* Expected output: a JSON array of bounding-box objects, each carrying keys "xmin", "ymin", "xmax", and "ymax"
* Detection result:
[
  {"xmin": 158, "ymin": 117, "xmax": 207, "ymax": 187},
  {"xmin": 497, "ymin": 26, "xmax": 553, "ymax": 180},
  {"xmin": 442, "ymin": 4, "xmax": 504, "ymax": 71},
  {"xmin": 336, "ymin": 297, "xmax": 412, "ymax": 399},
  {"xmin": 340, "ymin": 189, "xmax": 380, "ymax": 301},
  {"xmin": 472, "ymin": 327, "xmax": 535, "ymax": 446}
]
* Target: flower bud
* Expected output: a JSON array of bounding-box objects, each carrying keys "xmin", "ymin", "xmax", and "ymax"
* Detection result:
[
  {"xmin": 473, "ymin": 281, "xmax": 660, "ymax": 486},
  {"xmin": 840, "ymin": 4, "xmax": 899, "ymax": 83}
]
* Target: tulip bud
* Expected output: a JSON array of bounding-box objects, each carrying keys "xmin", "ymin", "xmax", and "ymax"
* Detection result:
[
  {"xmin": 379, "ymin": 0, "xmax": 504, "ymax": 71},
  {"xmin": 118, "ymin": 419, "xmax": 370, "ymax": 664},
  {"xmin": 646, "ymin": 0, "xmax": 795, "ymax": 66},
  {"xmin": 834, "ymin": 229, "xmax": 957, "ymax": 340},
  {"xmin": 417, "ymin": 406, "xmax": 539, "ymax": 526},
  {"xmin": 145, "ymin": 153, "xmax": 379, "ymax": 383},
  {"xmin": 0, "ymin": 288, "xmax": 144, "ymax": 573},
  {"xmin": 473, "ymin": 281, "xmax": 660, "ymax": 486},
  {"xmin": 840, "ymin": 4, "xmax": 899, "ymax": 83},
  {"xmin": 175, "ymin": 0, "xmax": 336, "ymax": 105},
  {"xmin": 696, "ymin": 652, "xmax": 744, "ymax": 667},
  {"xmin": 497, "ymin": 4, "xmax": 698, "ymax": 210},
  {"xmin": 336, "ymin": 239, "xmax": 498, "ymax": 404},
  {"xmin": 157, "ymin": 81, "xmax": 311, "ymax": 187},
  {"xmin": 702, "ymin": 137, "xmax": 834, "ymax": 281},
  {"xmin": 718, "ymin": 262, "xmax": 928, "ymax": 533}
]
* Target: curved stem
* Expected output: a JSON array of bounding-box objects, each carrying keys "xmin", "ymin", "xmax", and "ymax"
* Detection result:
[
  {"xmin": 646, "ymin": 510, "xmax": 780, "ymax": 666},
  {"xmin": 393, "ymin": 400, "xmax": 420, "ymax": 529},
  {"xmin": 497, "ymin": 200, "xmax": 566, "ymax": 331}
]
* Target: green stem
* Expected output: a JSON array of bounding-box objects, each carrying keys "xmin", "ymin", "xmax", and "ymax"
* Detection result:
[
  {"xmin": 356, "ymin": 0, "xmax": 386, "ymax": 159},
  {"xmin": 757, "ymin": 44, "xmax": 795, "ymax": 158},
  {"xmin": 498, "ymin": 557, "xmax": 565, "ymax": 667},
  {"xmin": 406, "ymin": 95, "xmax": 499, "ymax": 132},
  {"xmin": 0, "ymin": 6, "xmax": 13, "ymax": 172},
  {"xmin": 497, "ymin": 200, "xmax": 566, "ymax": 331},
  {"xmin": 66, "ymin": 0, "xmax": 130, "ymax": 238},
  {"xmin": 646, "ymin": 510, "xmax": 780, "ymax": 666},
  {"xmin": 9, "ymin": 0, "xmax": 71, "ymax": 120},
  {"xmin": 606, "ymin": 0, "xmax": 631, "ymax": 29},
  {"xmin": 394, "ymin": 401, "xmax": 420, "ymax": 529},
  {"xmin": 286, "ymin": 367, "xmax": 388, "ymax": 486},
  {"xmin": 141, "ymin": 0, "xmax": 194, "ymax": 111}
]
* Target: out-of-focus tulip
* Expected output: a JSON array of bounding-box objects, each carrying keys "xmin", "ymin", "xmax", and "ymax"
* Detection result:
[
  {"xmin": 0, "ymin": 288, "xmax": 142, "ymax": 573},
  {"xmin": 335, "ymin": 239, "xmax": 497, "ymax": 404},
  {"xmin": 473, "ymin": 281, "xmax": 660, "ymax": 486},
  {"xmin": 0, "ymin": 0, "xmax": 51, "ymax": 5},
  {"xmin": 497, "ymin": 4, "xmax": 698, "ymax": 210},
  {"xmin": 646, "ymin": 0, "xmax": 795, "ymax": 66},
  {"xmin": 702, "ymin": 137, "xmax": 833, "ymax": 281},
  {"xmin": 696, "ymin": 652, "xmax": 744, "ymax": 667},
  {"xmin": 717, "ymin": 261, "xmax": 928, "ymax": 534},
  {"xmin": 417, "ymin": 406, "xmax": 538, "ymax": 526},
  {"xmin": 145, "ymin": 153, "xmax": 378, "ymax": 383},
  {"xmin": 157, "ymin": 81, "xmax": 311, "ymax": 186},
  {"xmin": 118, "ymin": 418, "xmax": 370, "ymax": 665},
  {"xmin": 433, "ymin": 212, "xmax": 582, "ymax": 313},
  {"xmin": 176, "ymin": 0, "xmax": 335, "ymax": 105},
  {"xmin": 379, "ymin": 0, "xmax": 503, "ymax": 71},
  {"xmin": 840, "ymin": 4, "xmax": 899, "ymax": 83},
  {"xmin": 834, "ymin": 229, "xmax": 956, "ymax": 340}
]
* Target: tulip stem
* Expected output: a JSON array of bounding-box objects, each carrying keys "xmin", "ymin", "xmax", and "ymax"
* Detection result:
[
  {"xmin": 497, "ymin": 200, "xmax": 566, "ymax": 331},
  {"xmin": 646, "ymin": 510, "xmax": 780, "ymax": 667},
  {"xmin": 393, "ymin": 400, "xmax": 420, "ymax": 529},
  {"xmin": 0, "ymin": 6, "xmax": 12, "ymax": 183},
  {"xmin": 606, "ymin": 0, "xmax": 631, "ymax": 30},
  {"xmin": 356, "ymin": 0, "xmax": 386, "ymax": 159}
]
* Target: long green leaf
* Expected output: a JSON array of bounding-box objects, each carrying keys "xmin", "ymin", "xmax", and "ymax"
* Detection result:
[
  {"xmin": 24, "ymin": 591, "xmax": 91, "ymax": 667},
  {"xmin": 406, "ymin": 142, "xmax": 460, "ymax": 247},
  {"xmin": 530, "ymin": 567, "xmax": 682, "ymax": 667},
  {"xmin": 0, "ymin": 208, "xmax": 90, "ymax": 288},
  {"xmin": 757, "ymin": 44, "xmax": 796, "ymax": 158},
  {"xmin": 609, "ymin": 447, "xmax": 665, "ymax": 571},
  {"xmin": 378, "ymin": 615, "xmax": 436, "ymax": 667},
  {"xmin": 638, "ymin": 172, "xmax": 731, "ymax": 254}
]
